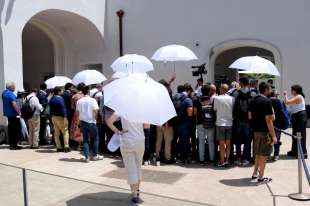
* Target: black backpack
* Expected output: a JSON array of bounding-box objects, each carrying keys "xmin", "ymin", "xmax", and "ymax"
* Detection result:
[
  {"xmin": 21, "ymin": 96, "xmax": 35, "ymax": 120},
  {"xmin": 200, "ymin": 97, "xmax": 215, "ymax": 129},
  {"xmin": 233, "ymin": 90, "xmax": 252, "ymax": 120},
  {"xmin": 173, "ymin": 95, "xmax": 187, "ymax": 122}
]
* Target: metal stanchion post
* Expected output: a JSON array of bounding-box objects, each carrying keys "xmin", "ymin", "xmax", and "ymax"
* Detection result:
[
  {"xmin": 22, "ymin": 168, "xmax": 29, "ymax": 206},
  {"xmin": 288, "ymin": 132, "xmax": 310, "ymax": 201}
]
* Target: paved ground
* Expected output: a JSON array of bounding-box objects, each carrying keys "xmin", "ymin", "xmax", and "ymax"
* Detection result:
[{"xmin": 0, "ymin": 129, "xmax": 309, "ymax": 206}]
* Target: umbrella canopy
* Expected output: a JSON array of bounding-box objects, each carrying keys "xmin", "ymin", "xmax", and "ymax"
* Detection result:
[
  {"xmin": 111, "ymin": 54, "xmax": 154, "ymax": 73},
  {"xmin": 111, "ymin": 71, "xmax": 129, "ymax": 79},
  {"xmin": 72, "ymin": 70, "xmax": 107, "ymax": 86},
  {"xmin": 229, "ymin": 56, "xmax": 280, "ymax": 76},
  {"xmin": 151, "ymin": 44, "xmax": 198, "ymax": 62},
  {"xmin": 104, "ymin": 74, "xmax": 176, "ymax": 126},
  {"xmin": 45, "ymin": 76, "xmax": 72, "ymax": 89}
]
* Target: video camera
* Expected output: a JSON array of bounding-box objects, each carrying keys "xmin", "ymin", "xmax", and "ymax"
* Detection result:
[{"xmin": 192, "ymin": 63, "xmax": 207, "ymax": 78}]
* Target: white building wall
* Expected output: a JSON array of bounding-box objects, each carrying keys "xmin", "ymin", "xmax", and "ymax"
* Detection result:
[{"xmin": 104, "ymin": 0, "xmax": 310, "ymax": 96}]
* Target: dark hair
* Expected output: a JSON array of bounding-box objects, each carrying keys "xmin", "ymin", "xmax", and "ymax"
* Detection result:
[
  {"xmin": 259, "ymin": 82, "xmax": 270, "ymax": 94},
  {"xmin": 239, "ymin": 77, "xmax": 249, "ymax": 86},
  {"xmin": 76, "ymin": 83, "xmax": 85, "ymax": 91},
  {"xmin": 184, "ymin": 83, "xmax": 193, "ymax": 93},
  {"xmin": 81, "ymin": 85, "xmax": 90, "ymax": 95},
  {"xmin": 177, "ymin": 85, "xmax": 185, "ymax": 93},
  {"xmin": 53, "ymin": 87, "xmax": 61, "ymax": 95},
  {"xmin": 197, "ymin": 78, "xmax": 203, "ymax": 83},
  {"xmin": 65, "ymin": 83, "xmax": 73, "ymax": 90},
  {"xmin": 201, "ymin": 84, "xmax": 210, "ymax": 96},
  {"xmin": 159, "ymin": 79, "xmax": 169, "ymax": 87},
  {"xmin": 291, "ymin": 84, "xmax": 305, "ymax": 97},
  {"xmin": 31, "ymin": 88, "xmax": 38, "ymax": 93},
  {"xmin": 267, "ymin": 79, "xmax": 274, "ymax": 84},
  {"xmin": 40, "ymin": 83, "xmax": 47, "ymax": 90}
]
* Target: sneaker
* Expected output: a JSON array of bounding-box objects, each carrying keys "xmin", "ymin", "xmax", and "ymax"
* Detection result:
[
  {"xmin": 199, "ymin": 161, "xmax": 205, "ymax": 165},
  {"xmin": 84, "ymin": 157, "xmax": 90, "ymax": 163},
  {"xmin": 56, "ymin": 148, "xmax": 64, "ymax": 152},
  {"xmin": 257, "ymin": 177, "xmax": 272, "ymax": 183},
  {"xmin": 242, "ymin": 160, "xmax": 251, "ymax": 167},
  {"xmin": 143, "ymin": 161, "xmax": 149, "ymax": 166},
  {"xmin": 273, "ymin": 156, "xmax": 280, "ymax": 161},
  {"xmin": 64, "ymin": 147, "xmax": 71, "ymax": 153},
  {"xmin": 91, "ymin": 155, "xmax": 104, "ymax": 161},
  {"xmin": 217, "ymin": 162, "xmax": 226, "ymax": 168},
  {"xmin": 9, "ymin": 146, "xmax": 22, "ymax": 150},
  {"xmin": 251, "ymin": 175, "xmax": 258, "ymax": 180},
  {"xmin": 131, "ymin": 193, "xmax": 142, "ymax": 204}
]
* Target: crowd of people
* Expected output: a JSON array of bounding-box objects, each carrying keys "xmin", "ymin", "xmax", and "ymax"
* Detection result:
[{"xmin": 1, "ymin": 76, "xmax": 309, "ymax": 195}]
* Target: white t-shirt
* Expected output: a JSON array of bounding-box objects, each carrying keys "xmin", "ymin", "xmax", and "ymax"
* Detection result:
[
  {"xmin": 120, "ymin": 118, "xmax": 145, "ymax": 148},
  {"xmin": 213, "ymin": 94, "xmax": 234, "ymax": 127},
  {"xmin": 26, "ymin": 94, "xmax": 43, "ymax": 115},
  {"xmin": 76, "ymin": 96, "xmax": 99, "ymax": 124}
]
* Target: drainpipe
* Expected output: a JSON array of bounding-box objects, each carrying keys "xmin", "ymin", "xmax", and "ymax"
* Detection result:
[{"xmin": 116, "ymin": 10, "xmax": 125, "ymax": 56}]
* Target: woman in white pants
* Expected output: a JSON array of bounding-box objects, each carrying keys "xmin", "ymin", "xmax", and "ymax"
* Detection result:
[{"xmin": 107, "ymin": 112, "xmax": 148, "ymax": 204}]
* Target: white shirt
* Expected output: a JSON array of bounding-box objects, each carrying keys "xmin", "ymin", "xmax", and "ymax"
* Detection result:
[
  {"xmin": 90, "ymin": 88, "xmax": 103, "ymax": 100},
  {"xmin": 290, "ymin": 95, "xmax": 306, "ymax": 114},
  {"xmin": 213, "ymin": 94, "xmax": 234, "ymax": 127},
  {"xmin": 26, "ymin": 94, "xmax": 43, "ymax": 115},
  {"xmin": 120, "ymin": 118, "xmax": 145, "ymax": 148},
  {"xmin": 76, "ymin": 96, "xmax": 99, "ymax": 124}
]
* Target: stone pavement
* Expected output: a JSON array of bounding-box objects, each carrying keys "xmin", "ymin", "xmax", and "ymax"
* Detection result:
[{"xmin": 0, "ymin": 129, "xmax": 309, "ymax": 206}]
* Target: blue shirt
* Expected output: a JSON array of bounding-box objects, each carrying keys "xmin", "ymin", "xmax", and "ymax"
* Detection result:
[
  {"xmin": 49, "ymin": 95, "xmax": 67, "ymax": 117},
  {"xmin": 1, "ymin": 89, "xmax": 18, "ymax": 117}
]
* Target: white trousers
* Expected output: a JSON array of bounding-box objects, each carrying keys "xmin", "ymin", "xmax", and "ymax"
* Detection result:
[{"xmin": 121, "ymin": 143, "xmax": 145, "ymax": 185}]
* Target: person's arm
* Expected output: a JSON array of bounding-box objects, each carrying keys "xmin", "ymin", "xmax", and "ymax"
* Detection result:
[
  {"xmin": 168, "ymin": 74, "xmax": 176, "ymax": 85},
  {"xmin": 35, "ymin": 98, "xmax": 43, "ymax": 112},
  {"xmin": 60, "ymin": 98, "xmax": 68, "ymax": 126},
  {"xmin": 143, "ymin": 124, "xmax": 150, "ymax": 129},
  {"xmin": 266, "ymin": 115, "xmax": 277, "ymax": 144},
  {"xmin": 12, "ymin": 101, "xmax": 21, "ymax": 116},
  {"xmin": 107, "ymin": 113, "xmax": 124, "ymax": 135},
  {"xmin": 284, "ymin": 92, "xmax": 301, "ymax": 105}
]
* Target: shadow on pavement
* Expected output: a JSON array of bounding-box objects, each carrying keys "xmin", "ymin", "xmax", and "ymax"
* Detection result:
[
  {"xmin": 219, "ymin": 178, "xmax": 259, "ymax": 187},
  {"xmin": 59, "ymin": 158, "xmax": 84, "ymax": 163},
  {"xmin": 66, "ymin": 191, "xmax": 132, "ymax": 206}
]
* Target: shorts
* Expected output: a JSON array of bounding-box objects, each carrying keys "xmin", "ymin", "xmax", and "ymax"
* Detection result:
[
  {"xmin": 254, "ymin": 132, "xmax": 273, "ymax": 156},
  {"xmin": 216, "ymin": 126, "xmax": 232, "ymax": 141}
]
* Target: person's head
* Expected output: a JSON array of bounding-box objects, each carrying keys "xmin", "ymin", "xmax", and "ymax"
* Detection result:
[
  {"xmin": 250, "ymin": 79, "xmax": 258, "ymax": 89},
  {"xmin": 53, "ymin": 87, "xmax": 62, "ymax": 95},
  {"xmin": 5, "ymin": 81, "xmax": 16, "ymax": 91},
  {"xmin": 259, "ymin": 82, "xmax": 271, "ymax": 96},
  {"xmin": 239, "ymin": 77, "xmax": 249, "ymax": 88},
  {"xmin": 220, "ymin": 84, "xmax": 229, "ymax": 95},
  {"xmin": 159, "ymin": 79, "xmax": 170, "ymax": 89},
  {"xmin": 17, "ymin": 91, "xmax": 26, "ymax": 99},
  {"xmin": 267, "ymin": 79, "xmax": 274, "ymax": 86},
  {"xmin": 31, "ymin": 88, "xmax": 38, "ymax": 95},
  {"xmin": 40, "ymin": 83, "xmax": 47, "ymax": 91},
  {"xmin": 201, "ymin": 84, "xmax": 210, "ymax": 96},
  {"xmin": 183, "ymin": 83, "xmax": 193, "ymax": 94},
  {"xmin": 96, "ymin": 83, "xmax": 103, "ymax": 91},
  {"xmin": 177, "ymin": 85, "xmax": 185, "ymax": 93},
  {"xmin": 64, "ymin": 83, "xmax": 74, "ymax": 91},
  {"xmin": 81, "ymin": 85, "xmax": 90, "ymax": 95},
  {"xmin": 76, "ymin": 83, "xmax": 85, "ymax": 91},
  {"xmin": 209, "ymin": 84, "xmax": 217, "ymax": 96},
  {"xmin": 291, "ymin": 84, "xmax": 305, "ymax": 97},
  {"xmin": 197, "ymin": 78, "xmax": 203, "ymax": 86}
]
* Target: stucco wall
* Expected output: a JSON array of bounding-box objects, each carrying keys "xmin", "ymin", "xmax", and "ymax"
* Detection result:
[{"xmin": 104, "ymin": 0, "xmax": 310, "ymax": 96}]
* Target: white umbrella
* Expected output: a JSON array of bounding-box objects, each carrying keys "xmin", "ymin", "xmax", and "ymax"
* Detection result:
[
  {"xmin": 104, "ymin": 74, "xmax": 176, "ymax": 126},
  {"xmin": 229, "ymin": 56, "xmax": 280, "ymax": 76},
  {"xmin": 151, "ymin": 44, "xmax": 198, "ymax": 62},
  {"xmin": 111, "ymin": 71, "xmax": 129, "ymax": 79},
  {"xmin": 111, "ymin": 54, "xmax": 154, "ymax": 73},
  {"xmin": 72, "ymin": 70, "xmax": 107, "ymax": 86},
  {"xmin": 45, "ymin": 76, "xmax": 72, "ymax": 89}
]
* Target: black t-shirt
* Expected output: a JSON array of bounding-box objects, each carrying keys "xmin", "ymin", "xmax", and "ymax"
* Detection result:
[
  {"xmin": 194, "ymin": 98, "xmax": 203, "ymax": 125},
  {"xmin": 249, "ymin": 95, "xmax": 274, "ymax": 132},
  {"xmin": 270, "ymin": 97, "xmax": 282, "ymax": 128}
]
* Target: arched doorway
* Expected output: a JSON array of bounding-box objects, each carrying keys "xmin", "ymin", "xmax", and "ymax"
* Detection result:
[
  {"xmin": 22, "ymin": 9, "xmax": 104, "ymax": 90},
  {"xmin": 22, "ymin": 23, "xmax": 55, "ymax": 90},
  {"xmin": 209, "ymin": 39, "xmax": 282, "ymax": 91},
  {"xmin": 214, "ymin": 47, "xmax": 274, "ymax": 87}
]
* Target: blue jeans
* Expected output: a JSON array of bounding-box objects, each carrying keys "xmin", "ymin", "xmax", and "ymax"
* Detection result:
[
  {"xmin": 177, "ymin": 124, "xmax": 191, "ymax": 162},
  {"xmin": 235, "ymin": 120, "xmax": 252, "ymax": 161},
  {"xmin": 80, "ymin": 121, "xmax": 99, "ymax": 159}
]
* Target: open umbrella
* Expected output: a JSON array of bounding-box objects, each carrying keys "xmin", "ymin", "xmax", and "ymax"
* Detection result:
[
  {"xmin": 152, "ymin": 44, "xmax": 198, "ymax": 62},
  {"xmin": 229, "ymin": 56, "xmax": 280, "ymax": 76},
  {"xmin": 111, "ymin": 54, "xmax": 154, "ymax": 73},
  {"xmin": 104, "ymin": 74, "xmax": 176, "ymax": 126},
  {"xmin": 45, "ymin": 76, "xmax": 72, "ymax": 89},
  {"xmin": 72, "ymin": 70, "xmax": 107, "ymax": 86}
]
